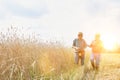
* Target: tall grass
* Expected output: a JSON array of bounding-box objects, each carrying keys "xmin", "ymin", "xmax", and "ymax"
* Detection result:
[
  {"xmin": 0, "ymin": 27, "xmax": 75, "ymax": 80},
  {"xmin": 1, "ymin": 27, "xmax": 120, "ymax": 80}
]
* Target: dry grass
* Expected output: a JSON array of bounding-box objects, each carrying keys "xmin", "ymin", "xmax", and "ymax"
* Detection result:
[
  {"xmin": 0, "ymin": 27, "xmax": 75, "ymax": 80},
  {"xmin": 0, "ymin": 27, "xmax": 120, "ymax": 80}
]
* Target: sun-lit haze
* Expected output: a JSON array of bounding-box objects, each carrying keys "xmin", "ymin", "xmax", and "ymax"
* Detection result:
[
  {"xmin": 101, "ymin": 34, "xmax": 118, "ymax": 50},
  {"xmin": 0, "ymin": 0, "xmax": 120, "ymax": 48},
  {"xmin": 1, "ymin": 1, "xmax": 120, "ymax": 79}
]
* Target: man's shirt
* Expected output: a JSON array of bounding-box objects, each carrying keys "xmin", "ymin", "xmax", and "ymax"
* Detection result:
[{"xmin": 73, "ymin": 38, "xmax": 87, "ymax": 52}]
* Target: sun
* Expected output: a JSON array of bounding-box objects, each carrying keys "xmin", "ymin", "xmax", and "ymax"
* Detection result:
[
  {"xmin": 103, "ymin": 39, "xmax": 115, "ymax": 50},
  {"xmin": 101, "ymin": 35, "xmax": 117, "ymax": 50}
]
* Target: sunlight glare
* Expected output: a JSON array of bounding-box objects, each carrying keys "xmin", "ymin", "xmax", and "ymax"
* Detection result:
[{"xmin": 101, "ymin": 35, "xmax": 117, "ymax": 50}]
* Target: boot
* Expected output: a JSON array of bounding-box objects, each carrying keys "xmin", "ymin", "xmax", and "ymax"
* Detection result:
[{"xmin": 91, "ymin": 62, "xmax": 95, "ymax": 69}]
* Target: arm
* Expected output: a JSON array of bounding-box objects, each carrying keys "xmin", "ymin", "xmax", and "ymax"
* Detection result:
[
  {"xmin": 83, "ymin": 39, "xmax": 89, "ymax": 48},
  {"xmin": 87, "ymin": 41, "xmax": 93, "ymax": 48},
  {"xmin": 72, "ymin": 39, "xmax": 79, "ymax": 50}
]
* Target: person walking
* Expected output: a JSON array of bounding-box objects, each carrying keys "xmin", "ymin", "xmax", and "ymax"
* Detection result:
[
  {"xmin": 89, "ymin": 34, "xmax": 104, "ymax": 70},
  {"xmin": 72, "ymin": 32, "xmax": 87, "ymax": 65}
]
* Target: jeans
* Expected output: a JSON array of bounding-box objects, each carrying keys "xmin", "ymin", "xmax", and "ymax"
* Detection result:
[
  {"xmin": 74, "ymin": 52, "xmax": 85, "ymax": 65},
  {"xmin": 90, "ymin": 53, "xmax": 101, "ymax": 67}
]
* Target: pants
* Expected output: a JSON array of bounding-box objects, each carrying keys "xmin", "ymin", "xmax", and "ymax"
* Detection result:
[
  {"xmin": 74, "ymin": 51, "xmax": 85, "ymax": 65},
  {"xmin": 90, "ymin": 53, "xmax": 101, "ymax": 67}
]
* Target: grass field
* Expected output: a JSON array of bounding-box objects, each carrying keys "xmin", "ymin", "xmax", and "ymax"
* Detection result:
[
  {"xmin": 0, "ymin": 27, "xmax": 120, "ymax": 80},
  {"xmin": 71, "ymin": 53, "xmax": 120, "ymax": 80}
]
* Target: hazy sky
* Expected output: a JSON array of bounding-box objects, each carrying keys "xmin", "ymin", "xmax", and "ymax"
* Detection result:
[{"xmin": 0, "ymin": 0, "xmax": 120, "ymax": 46}]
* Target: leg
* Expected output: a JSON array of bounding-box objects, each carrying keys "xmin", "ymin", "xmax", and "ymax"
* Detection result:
[
  {"xmin": 81, "ymin": 52, "xmax": 85, "ymax": 65},
  {"xmin": 90, "ymin": 53, "xmax": 95, "ymax": 69},
  {"xmin": 74, "ymin": 52, "xmax": 79, "ymax": 64},
  {"xmin": 81, "ymin": 54, "xmax": 84, "ymax": 65},
  {"xmin": 96, "ymin": 54, "xmax": 101, "ymax": 70}
]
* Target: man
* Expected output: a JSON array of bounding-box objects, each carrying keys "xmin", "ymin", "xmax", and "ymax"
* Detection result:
[
  {"xmin": 72, "ymin": 32, "xmax": 87, "ymax": 65},
  {"xmin": 89, "ymin": 34, "xmax": 103, "ymax": 70}
]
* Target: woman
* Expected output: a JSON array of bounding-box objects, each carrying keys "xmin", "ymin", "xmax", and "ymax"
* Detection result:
[{"xmin": 89, "ymin": 34, "xmax": 104, "ymax": 70}]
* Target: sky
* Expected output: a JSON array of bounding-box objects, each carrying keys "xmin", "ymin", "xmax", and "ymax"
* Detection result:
[{"xmin": 0, "ymin": 0, "xmax": 120, "ymax": 46}]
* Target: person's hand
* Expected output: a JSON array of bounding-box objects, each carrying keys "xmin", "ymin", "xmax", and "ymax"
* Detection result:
[
  {"xmin": 87, "ymin": 44, "xmax": 91, "ymax": 47},
  {"xmin": 75, "ymin": 47, "xmax": 81, "ymax": 52},
  {"xmin": 75, "ymin": 47, "xmax": 79, "ymax": 50},
  {"xmin": 72, "ymin": 46, "xmax": 79, "ymax": 50}
]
